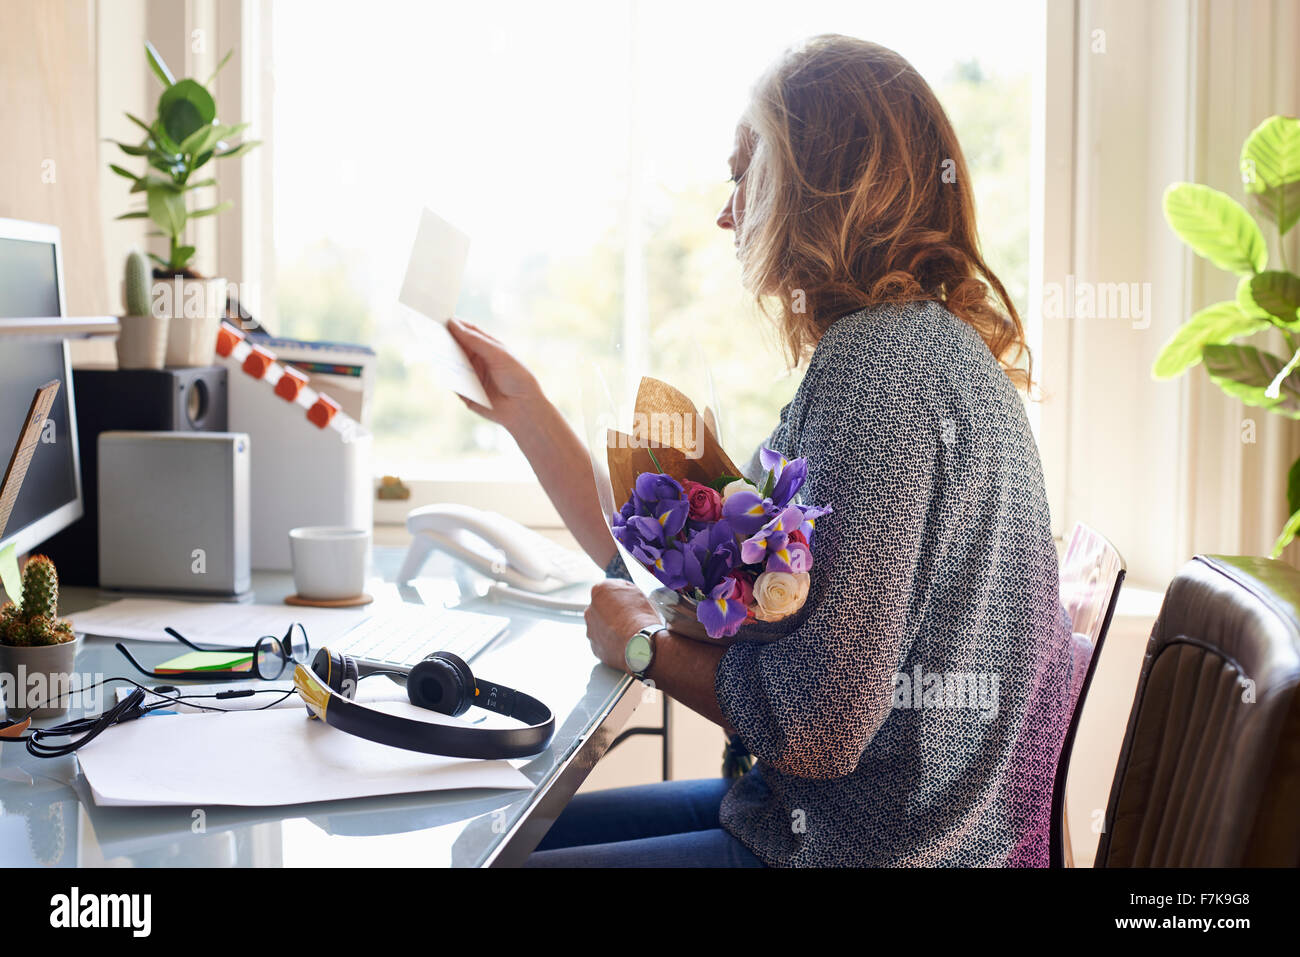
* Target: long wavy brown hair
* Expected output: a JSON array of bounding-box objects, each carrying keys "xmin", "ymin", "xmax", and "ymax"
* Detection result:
[{"xmin": 736, "ymin": 35, "xmax": 1031, "ymax": 389}]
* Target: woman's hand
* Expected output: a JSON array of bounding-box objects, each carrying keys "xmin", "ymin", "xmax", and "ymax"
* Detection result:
[
  {"xmin": 446, "ymin": 316, "xmax": 546, "ymax": 435},
  {"xmin": 584, "ymin": 580, "xmax": 662, "ymax": 672}
]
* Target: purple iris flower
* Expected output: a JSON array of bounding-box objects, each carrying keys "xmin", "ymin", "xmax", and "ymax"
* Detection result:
[
  {"xmin": 624, "ymin": 513, "xmax": 668, "ymax": 546},
  {"xmin": 701, "ymin": 520, "xmax": 742, "ymax": 589},
  {"xmin": 795, "ymin": 504, "xmax": 831, "ymax": 544},
  {"xmin": 630, "ymin": 540, "xmax": 688, "ymax": 590},
  {"xmin": 651, "ymin": 497, "xmax": 689, "ymax": 539},
  {"xmin": 785, "ymin": 540, "xmax": 813, "ymax": 573},
  {"xmin": 740, "ymin": 506, "xmax": 804, "ymax": 572},
  {"xmin": 695, "ymin": 576, "xmax": 749, "ymax": 639},
  {"xmin": 758, "ymin": 447, "xmax": 809, "ymax": 508},
  {"xmin": 634, "ymin": 472, "xmax": 683, "ymax": 508},
  {"xmin": 722, "ymin": 488, "xmax": 774, "ymax": 537},
  {"xmin": 676, "ymin": 520, "xmax": 740, "ymax": 594}
]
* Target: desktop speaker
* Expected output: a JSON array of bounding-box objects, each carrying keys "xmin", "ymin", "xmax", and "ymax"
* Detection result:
[
  {"xmin": 41, "ymin": 367, "xmax": 228, "ymax": 585},
  {"xmin": 97, "ymin": 431, "xmax": 250, "ymax": 597}
]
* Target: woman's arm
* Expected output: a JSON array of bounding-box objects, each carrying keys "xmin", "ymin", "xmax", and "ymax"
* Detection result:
[
  {"xmin": 446, "ymin": 317, "xmax": 740, "ymax": 727},
  {"xmin": 447, "ymin": 317, "xmax": 616, "ymax": 568},
  {"xmin": 582, "ymin": 578, "xmax": 734, "ymax": 732},
  {"xmin": 509, "ymin": 399, "xmax": 617, "ymax": 569}
]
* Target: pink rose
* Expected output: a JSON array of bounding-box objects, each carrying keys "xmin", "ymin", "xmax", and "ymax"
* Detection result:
[
  {"xmin": 727, "ymin": 570, "xmax": 755, "ymax": 608},
  {"xmin": 682, "ymin": 479, "xmax": 723, "ymax": 522},
  {"xmin": 786, "ymin": 541, "xmax": 813, "ymax": 573}
]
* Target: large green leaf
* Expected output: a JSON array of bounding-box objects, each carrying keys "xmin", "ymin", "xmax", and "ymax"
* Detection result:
[
  {"xmin": 158, "ymin": 79, "xmax": 216, "ymax": 147},
  {"xmin": 1152, "ymin": 301, "xmax": 1268, "ymax": 379},
  {"xmin": 145, "ymin": 41, "xmax": 175, "ymax": 87},
  {"xmin": 171, "ymin": 245, "xmax": 197, "ymax": 271},
  {"xmin": 1241, "ymin": 115, "xmax": 1300, "ymax": 236},
  {"xmin": 1202, "ymin": 343, "xmax": 1300, "ymax": 417},
  {"xmin": 146, "ymin": 183, "xmax": 187, "ymax": 239},
  {"xmin": 1272, "ymin": 507, "xmax": 1300, "ymax": 558},
  {"xmin": 178, "ymin": 124, "xmax": 218, "ymax": 159},
  {"xmin": 1287, "ymin": 454, "xmax": 1300, "ymax": 516},
  {"xmin": 1163, "ymin": 182, "xmax": 1268, "ymax": 276},
  {"xmin": 1237, "ymin": 270, "xmax": 1300, "ymax": 325}
]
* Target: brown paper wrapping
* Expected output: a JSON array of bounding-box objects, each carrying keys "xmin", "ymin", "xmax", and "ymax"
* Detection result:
[{"xmin": 605, "ymin": 377, "xmax": 743, "ymax": 510}]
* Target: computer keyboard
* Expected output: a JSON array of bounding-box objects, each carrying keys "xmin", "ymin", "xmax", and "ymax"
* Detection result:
[{"xmin": 334, "ymin": 604, "xmax": 509, "ymax": 670}]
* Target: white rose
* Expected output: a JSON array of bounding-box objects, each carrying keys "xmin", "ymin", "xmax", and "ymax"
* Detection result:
[
  {"xmin": 721, "ymin": 479, "xmax": 757, "ymax": 503},
  {"xmin": 753, "ymin": 571, "xmax": 810, "ymax": 622}
]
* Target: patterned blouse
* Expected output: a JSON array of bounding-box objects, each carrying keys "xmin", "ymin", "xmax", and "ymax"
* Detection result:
[{"xmin": 608, "ymin": 300, "xmax": 1073, "ymax": 867}]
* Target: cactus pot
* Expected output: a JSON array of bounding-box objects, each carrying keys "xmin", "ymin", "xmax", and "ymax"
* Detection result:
[
  {"xmin": 152, "ymin": 274, "xmax": 227, "ymax": 368},
  {"xmin": 0, "ymin": 636, "xmax": 81, "ymax": 720},
  {"xmin": 115, "ymin": 313, "xmax": 170, "ymax": 369}
]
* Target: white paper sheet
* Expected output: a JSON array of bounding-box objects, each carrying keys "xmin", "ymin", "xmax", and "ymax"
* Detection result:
[
  {"xmin": 396, "ymin": 207, "xmax": 491, "ymax": 407},
  {"xmin": 77, "ymin": 705, "xmax": 532, "ymax": 807},
  {"xmin": 71, "ymin": 598, "xmax": 370, "ymax": 647}
]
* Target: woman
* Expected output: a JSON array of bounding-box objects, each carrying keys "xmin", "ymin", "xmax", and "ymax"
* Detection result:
[{"xmin": 448, "ymin": 34, "xmax": 1072, "ymax": 867}]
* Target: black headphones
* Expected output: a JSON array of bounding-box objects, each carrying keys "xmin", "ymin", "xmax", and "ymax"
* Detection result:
[{"xmin": 294, "ymin": 648, "xmax": 555, "ymax": 760}]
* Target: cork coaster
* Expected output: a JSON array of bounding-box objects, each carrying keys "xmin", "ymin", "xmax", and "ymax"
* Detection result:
[{"xmin": 284, "ymin": 593, "xmax": 374, "ymax": 609}]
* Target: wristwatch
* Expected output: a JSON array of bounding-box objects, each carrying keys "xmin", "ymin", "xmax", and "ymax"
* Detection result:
[{"xmin": 624, "ymin": 625, "xmax": 662, "ymax": 678}]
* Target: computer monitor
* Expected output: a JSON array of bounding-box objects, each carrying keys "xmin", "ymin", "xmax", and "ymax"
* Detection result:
[{"xmin": 0, "ymin": 217, "xmax": 83, "ymax": 556}]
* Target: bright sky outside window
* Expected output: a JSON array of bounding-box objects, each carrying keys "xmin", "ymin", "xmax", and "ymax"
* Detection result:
[{"xmin": 270, "ymin": 0, "xmax": 1038, "ymax": 478}]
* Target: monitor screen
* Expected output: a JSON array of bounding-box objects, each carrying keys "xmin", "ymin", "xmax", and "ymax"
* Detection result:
[{"xmin": 0, "ymin": 232, "xmax": 82, "ymax": 553}]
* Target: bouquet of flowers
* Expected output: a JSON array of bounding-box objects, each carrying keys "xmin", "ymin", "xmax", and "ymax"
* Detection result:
[{"xmin": 600, "ymin": 377, "xmax": 830, "ymax": 640}]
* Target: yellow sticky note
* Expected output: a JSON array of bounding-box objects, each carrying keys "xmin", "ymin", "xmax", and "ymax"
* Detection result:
[{"xmin": 0, "ymin": 543, "xmax": 19, "ymax": 608}]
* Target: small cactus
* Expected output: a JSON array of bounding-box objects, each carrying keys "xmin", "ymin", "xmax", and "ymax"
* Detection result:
[
  {"xmin": 124, "ymin": 247, "xmax": 151, "ymax": 316},
  {"xmin": 20, "ymin": 555, "xmax": 58, "ymax": 620},
  {"xmin": 1, "ymin": 555, "xmax": 74, "ymax": 647}
]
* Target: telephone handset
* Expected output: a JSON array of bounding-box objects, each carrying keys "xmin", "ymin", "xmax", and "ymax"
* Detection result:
[{"xmin": 397, "ymin": 503, "xmax": 596, "ymax": 593}]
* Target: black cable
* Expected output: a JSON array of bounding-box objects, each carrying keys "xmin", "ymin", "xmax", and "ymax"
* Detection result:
[
  {"xmin": 26, "ymin": 688, "xmax": 153, "ymax": 758},
  {"xmin": 7, "ymin": 668, "xmax": 403, "ymax": 757}
]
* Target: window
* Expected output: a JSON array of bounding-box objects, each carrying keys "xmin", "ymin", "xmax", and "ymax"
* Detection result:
[{"xmin": 267, "ymin": 0, "xmax": 1038, "ymax": 484}]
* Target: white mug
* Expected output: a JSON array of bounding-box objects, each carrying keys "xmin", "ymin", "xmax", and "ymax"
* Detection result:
[{"xmin": 288, "ymin": 526, "xmax": 370, "ymax": 601}]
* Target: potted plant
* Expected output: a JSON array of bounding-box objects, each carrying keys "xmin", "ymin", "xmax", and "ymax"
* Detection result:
[
  {"xmin": 115, "ymin": 247, "xmax": 168, "ymax": 369},
  {"xmin": 1155, "ymin": 115, "xmax": 1300, "ymax": 557},
  {"xmin": 0, "ymin": 555, "xmax": 79, "ymax": 719},
  {"xmin": 108, "ymin": 42, "xmax": 259, "ymax": 368}
]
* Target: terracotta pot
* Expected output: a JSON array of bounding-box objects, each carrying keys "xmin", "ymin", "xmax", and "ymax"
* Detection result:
[
  {"xmin": 151, "ymin": 275, "xmax": 227, "ymax": 368},
  {"xmin": 115, "ymin": 314, "xmax": 170, "ymax": 369},
  {"xmin": 0, "ymin": 636, "xmax": 81, "ymax": 719}
]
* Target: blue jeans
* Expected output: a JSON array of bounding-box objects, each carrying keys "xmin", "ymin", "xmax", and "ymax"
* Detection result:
[{"xmin": 525, "ymin": 778, "xmax": 766, "ymax": 867}]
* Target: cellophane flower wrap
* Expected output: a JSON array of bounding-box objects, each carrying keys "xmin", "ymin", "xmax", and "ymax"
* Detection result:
[{"xmin": 601, "ymin": 377, "xmax": 831, "ymax": 640}]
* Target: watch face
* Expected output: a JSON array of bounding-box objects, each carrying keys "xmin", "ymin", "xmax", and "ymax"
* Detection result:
[{"xmin": 625, "ymin": 634, "xmax": 653, "ymax": 674}]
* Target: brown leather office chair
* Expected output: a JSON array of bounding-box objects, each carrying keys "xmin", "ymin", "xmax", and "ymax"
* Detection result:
[
  {"xmin": 1051, "ymin": 523, "xmax": 1126, "ymax": 868},
  {"xmin": 1096, "ymin": 555, "xmax": 1300, "ymax": 866}
]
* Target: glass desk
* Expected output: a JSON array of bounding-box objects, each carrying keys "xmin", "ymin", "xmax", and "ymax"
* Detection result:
[{"xmin": 0, "ymin": 547, "xmax": 638, "ymax": 867}]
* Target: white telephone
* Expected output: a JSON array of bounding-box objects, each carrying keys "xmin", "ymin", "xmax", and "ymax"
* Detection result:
[{"xmin": 397, "ymin": 503, "xmax": 597, "ymax": 594}]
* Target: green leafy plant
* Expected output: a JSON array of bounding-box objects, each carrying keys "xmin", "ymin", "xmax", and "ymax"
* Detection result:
[
  {"xmin": 1155, "ymin": 115, "xmax": 1300, "ymax": 557},
  {"xmin": 0, "ymin": 555, "xmax": 75, "ymax": 647},
  {"xmin": 108, "ymin": 43, "xmax": 260, "ymax": 274}
]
